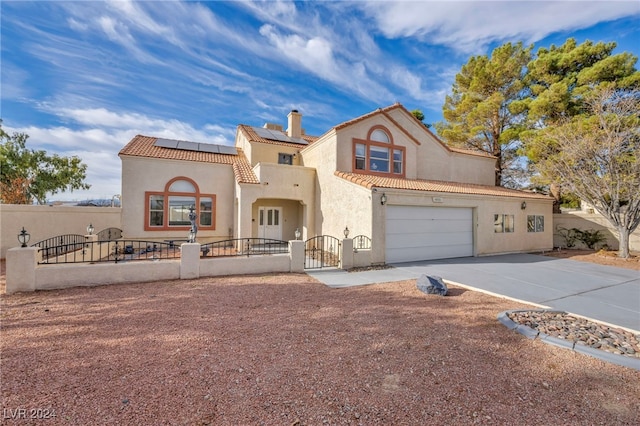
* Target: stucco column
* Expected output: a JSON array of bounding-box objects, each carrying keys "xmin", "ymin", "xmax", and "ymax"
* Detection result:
[
  {"xmin": 236, "ymin": 193, "xmax": 255, "ymax": 239},
  {"xmin": 341, "ymin": 238, "xmax": 354, "ymax": 270},
  {"xmin": 6, "ymin": 247, "xmax": 38, "ymax": 294},
  {"xmin": 289, "ymin": 240, "xmax": 305, "ymax": 273},
  {"xmin": 180, "ymin": 243, "xmax": 201, "ymax": 279},
  {"xmin": 371, "ymin": 198, "xmax": 387, "ymax": 265}
]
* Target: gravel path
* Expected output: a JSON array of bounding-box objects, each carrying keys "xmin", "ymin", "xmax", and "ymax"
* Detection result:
[{"xmin": 2, "ymin": 273, "xmax": 639, "ymax": 425}]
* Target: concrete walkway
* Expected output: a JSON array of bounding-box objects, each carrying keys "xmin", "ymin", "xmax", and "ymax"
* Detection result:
[{"xmin": 307, "ymin": 253, "xmax": 640, "ymax": 332}]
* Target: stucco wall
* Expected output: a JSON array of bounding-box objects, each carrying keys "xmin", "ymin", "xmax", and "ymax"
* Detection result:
[
  {"xmin": 238, "ymin": 163, "xmax": 316, "ymax": 239},
  {"xmin": 120, "ymin": 156, "xmax": 236, "ymax": 241},
  {"xmin": 553, "ymin": 212, "xmax": 640, "ymax": 251},
  {"xmin": 370, "ymin": 190, "xmax": 554, "ymax": 263},
  {"xmin": 5, "ymin": 242, "xmax": 308, "ymax": 294},
  {"xmin": 246, "ymin": 141, "xmax": 302, "ymax": 166},
  {"xmin": 0, "ymin": 204, "xmax": 122, "ymax": 259},
  {"xmin": 199, "ymin": 254, "xmax": 291, "ymax": 276},
  {"xmin": 299, "ymin": 132, "xmax": 374, "ymax": 239},
  {"xmin": 325, "ymin": 109, "xmax": 495, "ymax": 186}
]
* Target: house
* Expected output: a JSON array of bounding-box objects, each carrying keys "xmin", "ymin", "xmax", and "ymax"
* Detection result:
[{"xmin": 118, "ymin": 103, "xmax": 553, "ymax": 264}]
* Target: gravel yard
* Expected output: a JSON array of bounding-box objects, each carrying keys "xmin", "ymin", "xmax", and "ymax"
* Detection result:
[{"xmin": 1, "ymin": 271, "xmax": 639, "ymax": 425}]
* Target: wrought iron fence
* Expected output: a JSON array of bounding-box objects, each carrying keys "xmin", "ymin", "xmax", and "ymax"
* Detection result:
[
  {"xmin": 304, "ymin": 235, "xmax": 341, "ymax": 269},
  {"xmin": 32, "ymin": 234, "xmax": 86, "ymax": 260},
  {"xmin": 37, "ymin": 240, "xmax": 181, "ymax": 264},
  {"xmin": 201, "ymin": 238, "xmax": 289, "ymax": 258},
  {"xmin": 97, "ymin": 227, "xmax": 122, "ymax": 242},
  {"xmin": 352, "ymin": 235, "xmax": 372, "ymax": 250}
]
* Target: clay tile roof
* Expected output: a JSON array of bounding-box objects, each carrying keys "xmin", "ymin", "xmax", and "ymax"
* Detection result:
[
  {"xmin": 238, "ymin": 125, "xmax": 319, "ymax": 147},
  {"xmin": 118, "ymin": 135, "xmax": 260, "ymax": 184},
  {"xmin": 335, "ymin": 171, "xmax": 552, "ymax": 200},
  {"xmin": 233, "ymin": 151, "xmax": 260, "ymax": 184},
  {"xmin": 119, "ymin": 135, "xmax": 237, "ymax": 164}
]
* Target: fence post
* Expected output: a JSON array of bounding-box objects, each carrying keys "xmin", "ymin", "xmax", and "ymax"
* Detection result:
[
  {"xmin": 6, "ymin": 247, "xmax": 38, "ymax": 294},
  {"xmin": 84, "ymin": 234, "xmax": 99, "ymax": 262},
  {"xmin": 289, "ymin": 240, "xmax": 305, "ymax": 272},
  {"xmin": 180, "ymin": 243, "xmax": 201, "ymax": 279},
  {"xmin": 341, "ymin": 238, "xmax": 354, "ymax": 270}
]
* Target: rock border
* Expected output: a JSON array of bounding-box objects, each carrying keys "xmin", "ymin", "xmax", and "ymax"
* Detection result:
[{"xmin": 498, "ymin": 309, "xmax": 640, "ymax": 371}]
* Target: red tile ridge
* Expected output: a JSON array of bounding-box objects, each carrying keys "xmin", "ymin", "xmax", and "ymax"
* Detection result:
[{"xmin": 334, "ymin": 171, "xmax": 552, "ymax": 200}]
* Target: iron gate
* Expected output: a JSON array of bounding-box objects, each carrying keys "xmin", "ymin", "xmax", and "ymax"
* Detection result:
[{"xmin": 304, "ymin": 235, "xmax": 341, "ymax": 269}]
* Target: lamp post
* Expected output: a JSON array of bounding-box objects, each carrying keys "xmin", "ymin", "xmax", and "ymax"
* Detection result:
[
  {"xmin": 343, "ymin": 226, "xmax": 350, "ymax": 238},
  {"xmin": 18, "ymin": 227, "xmax": 30, "ymax": 247},
  {"xmin": 294, "ymin": 228, "xmax": 301, "ymax": 240},
  {"xmin": 87, "ymin": 223, "xmax": 94, "ymax": 235}
]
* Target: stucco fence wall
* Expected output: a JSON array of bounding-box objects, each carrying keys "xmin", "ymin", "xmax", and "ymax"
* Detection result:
[
  {"xmin": 6, "ymin": 241, "xmax": 305, "ymax": 294},
  {"xmin": 553, "ymin": 212, "xmax": 640, "ymax": 251},
  {"xmin": 5, "ymin": 239, "xmax": 370, "ymax": 294},
  {"xmin": 0, "ymin": 204, "xmax": 122, "ymax": 259}
]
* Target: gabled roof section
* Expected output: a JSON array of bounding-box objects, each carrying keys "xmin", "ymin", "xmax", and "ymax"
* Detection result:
[
  {"xmin": 332, "ymin": 103, "xmax": 494, "ymax": 159},
  {"xmin": 233, "ymin": 151, "xmax": 260, "ymax": 184},
  {"xmin": 118, "ymin": 135, "xmax": 259, "ymax": 184},
  {"xmin": 238, "ymin": 125, "xmax": 319, "ymax": 147},
  {"xmin": 335, "ymin": 171, "xmax": 552, "ymax": 200}
]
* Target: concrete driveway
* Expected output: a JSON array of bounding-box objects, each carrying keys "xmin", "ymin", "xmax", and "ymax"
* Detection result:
[{"xmin": 307, "ymin": 253, "xmax": 640, "ymax": 332}]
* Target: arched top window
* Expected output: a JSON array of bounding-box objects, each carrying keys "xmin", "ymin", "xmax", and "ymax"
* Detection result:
[
  {"xmin": 370, "ymin": 129, "xmax": 390, "ymax": 143},
  {"xmin": 145, "ymin": 176, "xmax": 216, "ymax": 231},
  {"xmin": 168, "ymin": 179, "xmax": 196, "ymax": 193},
  {"xmin": 353, "ymin": 125, "xmax": 405, "ymax": 177}
]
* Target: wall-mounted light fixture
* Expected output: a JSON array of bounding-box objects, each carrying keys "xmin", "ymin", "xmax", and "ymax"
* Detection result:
[
  {"xmin": 343, "ymin": 226, "xmax": 350, "ymax": 238},
  {"xmin": 380, "ymin": 193, "xmax": 387, "ymax": 205},
  {"xmin": 18, "ymin": 227, "xmax": 30, "ymax": 247},
  {"xmin": 521, "ymin": 201, "xmax": 527, "ymax": 210},
  {"xmin": 87, "ymin": 223, "xmax": 95, "ymax": 235}
]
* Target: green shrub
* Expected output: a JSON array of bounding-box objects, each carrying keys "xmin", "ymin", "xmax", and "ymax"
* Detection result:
[
  {"xmin": 556, "ymin": 227, "xmax": 579, "ymax": 248},
  {"xmin": 574, "ymin": 228, "xmax": 607, "ymax": 250}
]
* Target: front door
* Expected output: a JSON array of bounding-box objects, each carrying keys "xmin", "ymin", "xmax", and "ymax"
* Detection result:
[{"xmin": 258, "ymin": 207, "xmax": 282, "ymax": 240}]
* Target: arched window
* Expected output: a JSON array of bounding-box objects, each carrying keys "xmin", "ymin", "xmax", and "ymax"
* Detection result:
[
  {"xmin": 370, "ymin": 129, "xmax": 390, "ymax": 143},
  {"xmin": 353, "ymin": 126, "xmax": 405, "ymax": 177},
  {"xmin": 145, "ymin": 177, "xmax": 216, "ymax": 231}
]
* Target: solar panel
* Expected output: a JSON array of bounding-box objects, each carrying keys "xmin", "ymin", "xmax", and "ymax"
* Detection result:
[
  {"xmin": 250, "ymin": 126, "xmax": 307, "ymax": 145},
  {"xmin": 253, "ymin": 127, "xmax": 275, "ymax": 139},
  {"xmin": 154, "ymin": 138, "xmax": 179, "ymax": 149},
  {"xmin": 218, "ymin": 145, "xmax": 238, "ymax": 155},
  {"xmin": 176, "ymin": 141, "xmax": 199, "ymax": 151},
  {"xmin": 198, "ymin": 143, "xmax": 220, "ymax": 153},
  {"xmin": 154, "ymin": 138, "xmax": 237, "ymax": 156}
]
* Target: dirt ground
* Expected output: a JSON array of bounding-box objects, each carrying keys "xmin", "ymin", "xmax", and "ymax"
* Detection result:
[
  {"xmin": 1, "ymin": 252, "xmax": 640, "ymax": 425},
  {"xmin": 540, "ymin": 248, "xmax": 640, "ymax": 271}
]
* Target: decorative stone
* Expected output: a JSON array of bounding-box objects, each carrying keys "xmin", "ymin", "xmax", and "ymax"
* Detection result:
[{"xmin": 416, "ymin": 274, "xmax": 448, "ymax": 296}]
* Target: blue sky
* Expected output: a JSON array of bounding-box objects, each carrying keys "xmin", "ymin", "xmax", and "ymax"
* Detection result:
[{"xmin": 2, "ymin": 0, "xmax": 639, "ymax": 201}]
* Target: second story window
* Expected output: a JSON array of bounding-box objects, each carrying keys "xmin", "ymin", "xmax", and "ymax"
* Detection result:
[
  {"xmin": 353, "ymin": 126, "xmax": 405, "ymax": 177},
  {"xmin": 278, "ymin": 153, "xmax": 293, "ymax": 165}
]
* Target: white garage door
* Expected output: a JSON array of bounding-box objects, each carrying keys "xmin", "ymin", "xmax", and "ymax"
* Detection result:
[{"xmin": 385, "ymin": 206, "xmax": 473, "ymax": 263}]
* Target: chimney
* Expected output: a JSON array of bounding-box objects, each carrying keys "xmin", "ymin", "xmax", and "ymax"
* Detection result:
[{"xmin": 287, "ymin": 109, "xmax": 302, "ymax": 138}]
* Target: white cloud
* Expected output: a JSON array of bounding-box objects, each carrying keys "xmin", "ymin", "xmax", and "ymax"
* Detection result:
[
  {"xmin": 3, "ymin": 107, "xmax": 235, "ymax": 201},
  {"xmin": 362, "ymin": 1, "xmax": 640, "ymax": 53}
]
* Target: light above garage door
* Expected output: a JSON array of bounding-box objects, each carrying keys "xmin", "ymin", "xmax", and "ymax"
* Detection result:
[{"xmin": 385, "ymin": 206, "xmax": 473, "ymax": 263}]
